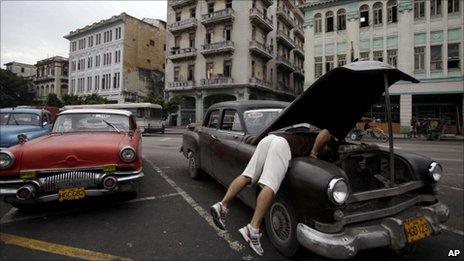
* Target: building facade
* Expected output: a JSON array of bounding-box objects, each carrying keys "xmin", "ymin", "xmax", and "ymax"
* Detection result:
[
  {"xmin": 166, "ymin": 0, "xmax": 305, "ymax": 125},
  {"xmin": 64, "ymin": 13, "xmax": 166, "ymax": 103},
  {"xmin": 3, "ymin": 61, "xmax": 36, "ymax": 78},
  {"xmin": 33, "ymin": 56, "xmax": 69, "ymax": 100},
  {"xmin": 300, "ymin": 0, "xmax": 463, "ymax": 134}
]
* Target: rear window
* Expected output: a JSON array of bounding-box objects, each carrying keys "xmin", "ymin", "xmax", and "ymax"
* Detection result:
[{"xmin": 243, "ymin": 109, "xmax": 282, "ymax": 134}]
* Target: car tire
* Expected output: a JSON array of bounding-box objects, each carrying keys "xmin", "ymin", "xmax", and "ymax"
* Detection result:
[
  {"xmin": 381, "ymin": 134, "xmax": 389, "ymax": 142},
  {"xmin": 265, "ymin": 193, "xmax": 299, "ymax": 257},
  {"xmin": 188, "ymin": 151, "xmax": 202, "ymax": 180},
  {"xmin": 349, "ymin": 132, "xmax": 358, "ymax": 141}
]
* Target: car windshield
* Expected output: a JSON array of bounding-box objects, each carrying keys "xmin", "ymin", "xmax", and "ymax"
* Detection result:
[
  {"xmin": 52, "ymin": 113, "xmax": 130, "ymax": 133},
  {"xmin": 0, "ymin": 113, "xmax": 41, "ymax": 126},
  {"xmin": 243, "ymin": 109, "xmax": 282, "ymax": 135}
]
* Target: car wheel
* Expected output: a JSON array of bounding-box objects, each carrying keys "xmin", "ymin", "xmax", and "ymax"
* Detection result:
[
  {"xmin": 188, "ymin": 151, "xmax": 202, "ymax": 179},
  {"xmin": 381, "ymin": 134, "xmax": 389, "ymax": 142},
  {"xmin": 265, "ymin": 193, "xmax": 299, "ymax": 257}
]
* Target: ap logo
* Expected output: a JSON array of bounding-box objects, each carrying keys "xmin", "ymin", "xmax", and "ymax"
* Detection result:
[{"xmin": 448, "ymin": 249, "xmax": 461, "ymax": 257}]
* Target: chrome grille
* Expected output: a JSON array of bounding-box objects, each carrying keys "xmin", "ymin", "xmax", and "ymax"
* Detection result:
[{"xmin": 40, "ymin": 171, "xmax": 101, "ymax": 191}]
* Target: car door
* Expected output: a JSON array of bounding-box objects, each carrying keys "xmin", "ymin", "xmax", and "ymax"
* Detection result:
[
  {"xmin": 199, "ymin": 109, "xmax": 220, "ymax": 175},
  {"xmin": 212, "ymin": 109, "xmax": 246, "ymax": 185}
]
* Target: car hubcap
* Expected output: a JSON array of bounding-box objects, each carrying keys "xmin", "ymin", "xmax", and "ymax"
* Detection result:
[
  {"xmin": 270, "ymin": 202, "xmax": 291, "ymax": 244},
  {"xmin": 189, "ymin": 155, "xmax": 195, "ymax": 175}
]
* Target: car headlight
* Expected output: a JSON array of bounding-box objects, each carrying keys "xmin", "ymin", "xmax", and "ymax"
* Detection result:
[
  {"xmin": 428, "ymin": 162, "xmax": 442, "ymax": 182},
  {"xmin": 327, "ymin": 177, "xmax": 349, "ymax": 205},
  {"xmin": 0, "ymin": 151, "xmax": 15, "ymax": 169},
  {"xmin": 120, "ymin": 147, "xmax": 136, "ymax": 163}
]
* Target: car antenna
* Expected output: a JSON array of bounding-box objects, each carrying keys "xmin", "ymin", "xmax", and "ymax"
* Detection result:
[{"xmin": 383, "ymin": 73, "xmax": 395, "ymax": 186}]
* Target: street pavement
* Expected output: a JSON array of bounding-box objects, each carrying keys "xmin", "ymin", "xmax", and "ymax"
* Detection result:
[{"xmin": 0, "ymin": 133, "xmax": 463, "ymax": 260}]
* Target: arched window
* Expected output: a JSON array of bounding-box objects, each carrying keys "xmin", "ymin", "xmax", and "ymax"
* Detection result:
[
  {"xmin": 326, "ymin": 11, "xmax": 334, "ymax": 32},
  {"xmin": 337, "ymin": 9, "xmax": 346, "ymax": 30},
  {"xmin": 51, "ymin": 84, "xmax": 54, "ymax": 94},
  {"xmin": 373, "ymin": 2, "xmax": 383, "ymax": 25},
  {"xmin": 360, "ymin": 4, "xmax": 370, "ymax": 27},
  {"xmin": 314, "ymin": 13, "xmax": 322, "ymax": 33},
  {"xmin": 387, "ymin": 0, "xmax": 398, "ymax": 23}
]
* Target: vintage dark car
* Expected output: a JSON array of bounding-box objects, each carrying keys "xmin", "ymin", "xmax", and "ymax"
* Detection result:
[
  {"xmin": 181, "ymin": 61, "xmax": 449, "ymax": 259},
  {"xmin": 0, "ymin": 109, "xmax": 143, "ymax": 210}
]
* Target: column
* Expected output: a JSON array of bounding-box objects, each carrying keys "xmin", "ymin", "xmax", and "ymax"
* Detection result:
[
  {"xmin": 195, "ymin": 91, "xmax": 204, "ymax": 123},
  {"xmin": 398, "ymin": 0, "xmax": 414, "ymax": 74},
  {"xmin": 400, "ymin": 94, "xmax": 413, "ymax": 132}
]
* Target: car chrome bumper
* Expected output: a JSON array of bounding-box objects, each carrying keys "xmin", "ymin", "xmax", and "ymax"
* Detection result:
[
  {"xmin": 296, "ymin": 202, "xmax": 449, "ymax": 260},
  {"xmin": 0, "ymin": 171, "xmax": 144, "ymax": 203}
]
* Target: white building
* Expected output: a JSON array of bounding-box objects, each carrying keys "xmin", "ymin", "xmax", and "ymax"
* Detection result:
[
  {"xmin": 64, "ymin": 13, "xmax": 166, "ymax": 103},
  {"xmin": 300, "ymin": 0, "xmax": 463, "ymax": 134}
]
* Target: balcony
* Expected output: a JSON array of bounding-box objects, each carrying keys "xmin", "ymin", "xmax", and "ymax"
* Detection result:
[
  {"xmin": 249, "ymin": 8, "xmax": 273, "ymax": 33},
  {"xmin": 249, "ymin": 77, "xmax": 272, "ymax": 89},
  {"xmin": 293, "ymin": 25, "xmax": 304, "ymax": 40},
  {"xmin": 200, "ymin": 77, "xmax": 234, "ymax": 87},
  {"xmin": 249, "ymin": 40, "xmax": 273, "ymax": 61},
  {"xmin": 293, "ymin": 44, "xmax": 304, "ymax": 57},
  {"xmin": 201, "ymin": 8, "xmax": 235, "ymax": 26},
  {"xmin": 276, "ymin": 30, "xmax": 296, "ymax": 49},
  {"xmin": 168, "ymin": 47, "xmax": 197, "ymax": 61},
  {"xmin": 168, "ymin": 18, "xmax": 197, "ymax": 34},
  {"xmin": 201, "ymin": 41, "xmax": 234, "ymax": 56},
  {"xmin": 293, "ymin": 66, "xmax": 304, "ymax": 77},
  {"xmin": 276, "ymin": 56, "xmax": 294, "ymax": 72},
  {"xmin": 276, "ymin": 7, "xmax": 295, "ymax": 29},
  {"xmin": 167, "ymin": 80, "xmax": 195, "ymax": 90},
  {"xmin": 169, "ymin": 0, "xmax": 196, "ymax": 9}
]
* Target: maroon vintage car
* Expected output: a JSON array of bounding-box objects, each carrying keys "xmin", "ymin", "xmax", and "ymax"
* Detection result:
[
  {"xmin": 181, "ymin": 61, "xmax": 449, "ymax": 259},
  {"xmin": 0, "ymin": 109, "xmax": 143, "ymax": 210}
]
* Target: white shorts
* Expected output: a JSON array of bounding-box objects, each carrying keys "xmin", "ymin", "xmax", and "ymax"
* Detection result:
[{"xmin": 241, "ymin": 134, "xmax": 292, "ymax": 194}]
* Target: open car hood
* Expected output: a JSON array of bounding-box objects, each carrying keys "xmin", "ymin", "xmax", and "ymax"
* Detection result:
[{"xmin": 254, "ymin": 61, "xmax": 419, "ymax": 143}]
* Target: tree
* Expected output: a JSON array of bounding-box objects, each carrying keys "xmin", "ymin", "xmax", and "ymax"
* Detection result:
[
  {"xmin": 83, "ymin": 93, "xmax": 109, "ymax": 104},
  {"xmin": 61, "ymin": 94, "xmax": 83, "ymax": 105},
  {"xmin": 0, "ymin": 69, "xmax": 35, "ymax": 107},
  {"xmin": 45, "ymin": 93, "xmax": 63, "ymax": 107},
  {"xmin": 144, "ymin": 93, "xmax": 183, "ymax": 119}
]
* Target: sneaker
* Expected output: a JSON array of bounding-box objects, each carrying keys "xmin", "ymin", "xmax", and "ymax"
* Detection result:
[
  {"xmin": 210, "ymin": 202, "xmax": 228, "ymax": 230},
  {"xmin": 239, "ymin": 224, "xmax": 264, "ymax": 256}
]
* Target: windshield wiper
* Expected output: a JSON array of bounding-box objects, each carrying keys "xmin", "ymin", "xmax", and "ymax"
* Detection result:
[{"xmin": 102, "ymin": 119, "xmax": 120, "ymax": 132}]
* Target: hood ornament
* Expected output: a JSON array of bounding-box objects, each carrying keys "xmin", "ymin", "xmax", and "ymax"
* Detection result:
[{"xmin": 17, "ymin": 133, "xmax": 28, "ymax": 144}]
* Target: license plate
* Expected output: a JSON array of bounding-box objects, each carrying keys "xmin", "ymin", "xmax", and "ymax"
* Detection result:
[
  {"xmin": 403, "ymin": 216, "xmax": 432, "ymax": 243},
  {"xmin": 58, "ymin": 187, "xmax": 86, "ymax": 202}
]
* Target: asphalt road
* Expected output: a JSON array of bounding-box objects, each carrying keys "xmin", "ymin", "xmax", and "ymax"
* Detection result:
[{"xmin": 0, "ymin": 134, "xmax": 463, "ymax": 260}]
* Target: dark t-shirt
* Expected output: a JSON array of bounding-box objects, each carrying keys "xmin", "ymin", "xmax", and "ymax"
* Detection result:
[{"xmin": 274, "ymin": 133, "xmax": 315, "ymax": 158}]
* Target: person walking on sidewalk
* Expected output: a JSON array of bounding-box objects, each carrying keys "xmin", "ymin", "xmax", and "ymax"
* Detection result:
[{"xmin": 210, "ymin": 129, "xmax": 333, "ymax": 255}]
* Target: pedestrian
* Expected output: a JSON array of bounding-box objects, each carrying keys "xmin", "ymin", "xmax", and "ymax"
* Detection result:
[
  {"xmin": 210, "ymin": 129, "xmax": 333, "ymax": 255},
  {"xmin": 411, "ymin": 117, "xmax": 417, "ymax": 138}
]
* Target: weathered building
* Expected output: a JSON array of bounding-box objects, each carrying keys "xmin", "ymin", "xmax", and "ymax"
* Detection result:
[
  {"xmin": 64, "ymin": 13, "xmax": 166, "ymax": 103},
  {"xmin": 300, "ymin": 0, "xmax": 463, "ymax": 134},
  {"xmin": 3, "ymin": 61, "xmax": 36, "ymax": 78},
  {"xmin": 33, "ymin": 56, "xmax": 69, "ymax": 100},
  {"xmin": 166, "ymin": 0, "xmax": 305, "ymax": 125}
]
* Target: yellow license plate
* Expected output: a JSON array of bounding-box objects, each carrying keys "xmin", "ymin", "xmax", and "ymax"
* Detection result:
[
  {"xmin": 58, "ymin": 187, "xmax": 86, "ymax": 202},
  {"xmin": 403, "ymin": 216, "xmax": 432, "ymax": 243}
]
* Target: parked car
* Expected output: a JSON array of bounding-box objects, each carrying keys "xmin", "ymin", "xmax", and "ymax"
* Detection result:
[
  {"xmin": 0, "ymin": 109, "xmax": 143, "ymax": 210},
  {"xmin": 0, "ymin": 108, "xmax": 53, "ymax": 148},
  {"xmin": 181, "ymin": 61, "xmax": 449, "ymax": 259}
]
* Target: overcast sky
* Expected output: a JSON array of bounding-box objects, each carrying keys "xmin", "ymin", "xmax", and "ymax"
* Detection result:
[{"xmin": 0, "ymin": 1, "xmax": 167, "ymax": 67}]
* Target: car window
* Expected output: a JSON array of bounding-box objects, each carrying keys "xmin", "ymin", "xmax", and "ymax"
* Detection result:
[
  {"xmin": 220, "ymin": 109, "xmax": 242, "ymax": 132},
  {"xmin": 243, "ymin": 109, "xmax": 282, "ymax": 134},
  {"xmin": 53, "ymin": 113, "xmax": 130, "ymax": 133},
  {"xmin": 206, "ymin": 110, "xmax": 220, "ymax": 129},
  {"xmin": 0, "ymin": 113, "xmax": 41, "ymax": 126}
]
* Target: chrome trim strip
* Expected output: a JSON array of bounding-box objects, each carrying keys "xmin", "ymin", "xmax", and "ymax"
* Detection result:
[
  {"xmin": 114, "ymin": 168, "xmax": 142, "ymax": 175},
  {"xmin": 0, "ymin": 179, "xmax": 24, "ymax": 185},
  {"xmin": 0, "ymin": 188, "xmax": 17, "ymax": 195},
  {"xmin": 347, "ymin": 180, "xmax": 425, "ymax": 203},
  {"xmin": 115, "ymin": 172, "xmax": 144, "ymax": 182}
]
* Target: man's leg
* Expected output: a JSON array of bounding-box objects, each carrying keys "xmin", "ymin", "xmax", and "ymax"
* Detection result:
[
  {"xmin": 239, "ymin": 136, "xmax": 291, "ymax": 256},
  {"xmin": 211, "ymin": 135, "xmax": 276, "ymax": 230},
  {"xmin": 311, "ymin": 129, "xmax": 331, "ymax": 158}
]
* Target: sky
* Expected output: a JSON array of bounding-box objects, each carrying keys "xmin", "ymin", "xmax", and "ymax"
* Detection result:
[{"xmin": 0, "ymin": 0, "xmax": 167, "ymax": 67}]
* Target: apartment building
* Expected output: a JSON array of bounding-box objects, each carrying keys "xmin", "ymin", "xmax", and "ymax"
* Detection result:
[
  {"xmin": 33, "ymin": 56, "xmax": 68, "ymax": 100},
  {"xmin": 3, "ymin": 61, "xmax": 36, "ymax": 78},
  {"xmin": 64, "ymin": 13, "xmax": 166, "ymax": 103},
  {"xmin": 166, "ymin": 0, "xmax": 305, "ymax": 125},
  {"xmin": 300, "ymin": 0, "xmax": 463, "ymax": 134}
]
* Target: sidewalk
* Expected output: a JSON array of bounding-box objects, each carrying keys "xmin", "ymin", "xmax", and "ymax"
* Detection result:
[{"xmin": 164, "ymin": 127, "xmax": 187, "ymax": 135}]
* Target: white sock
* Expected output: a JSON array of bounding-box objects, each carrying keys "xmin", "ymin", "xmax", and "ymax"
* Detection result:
[{"xmin": 248, "ymin": 224, "xmax": 260, "ymax": 234}]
